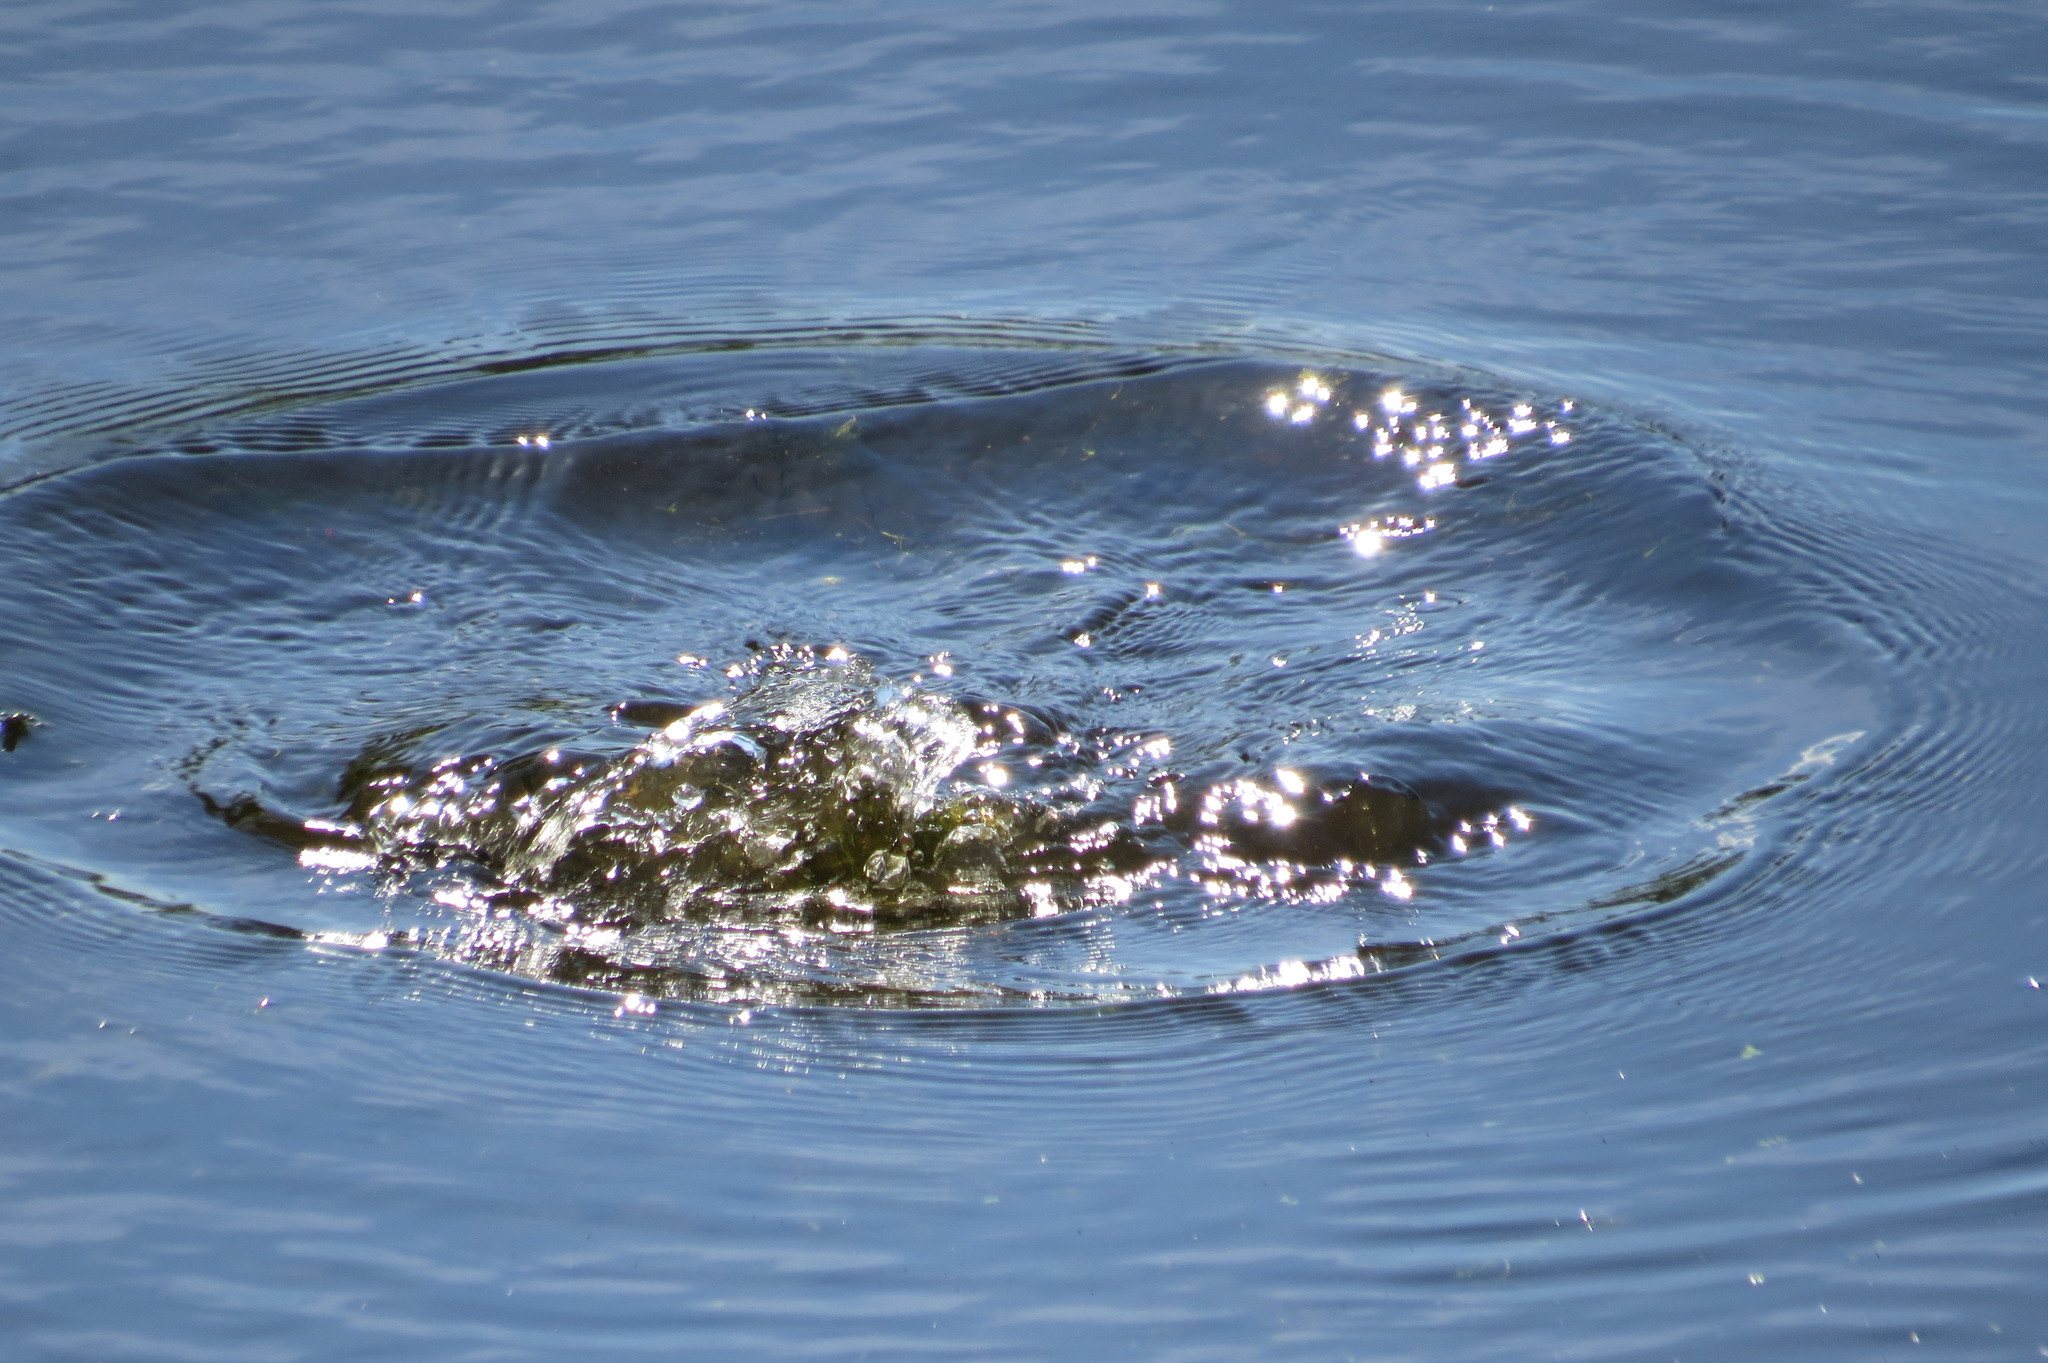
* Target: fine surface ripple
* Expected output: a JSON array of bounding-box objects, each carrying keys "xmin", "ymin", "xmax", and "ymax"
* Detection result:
[{"xmin": 0, "ymin": 348, "xmax": 1884, "ymax": 1008}]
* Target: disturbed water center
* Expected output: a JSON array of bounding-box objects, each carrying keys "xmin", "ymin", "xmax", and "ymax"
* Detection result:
[{"xmin": 0, "ymin": 353, "xmax": 1872, "ymax": 1009}]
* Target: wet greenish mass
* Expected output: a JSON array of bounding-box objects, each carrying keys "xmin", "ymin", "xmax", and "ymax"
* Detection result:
[
  {"xmin": 213, "ymin": 650, "xmax": 1448, "ymax": 942},
  {"xmin": 334, "ymin": 656, "xmax": 1151, "ymax": 931}
]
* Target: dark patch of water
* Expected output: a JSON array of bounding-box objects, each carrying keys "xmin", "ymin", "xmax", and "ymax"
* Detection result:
[{"xmin": 0, "ymin": 352, "xmax": 1878, "ymax": 1010}]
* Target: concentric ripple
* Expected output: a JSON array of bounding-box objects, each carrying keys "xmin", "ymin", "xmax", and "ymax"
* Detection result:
[{"xmin": 0, "ymin": 347, "xmax": 1881, "ymax": 1007}]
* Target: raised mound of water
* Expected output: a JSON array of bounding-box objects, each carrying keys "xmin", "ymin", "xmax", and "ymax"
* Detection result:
[{"xmin": 0, "ymin": 348, "xmax": 1876, "ymax": 1006}]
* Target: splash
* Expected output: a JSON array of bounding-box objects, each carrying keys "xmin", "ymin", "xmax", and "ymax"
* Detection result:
[{"xmin": 202, "ymin": 644, "xmax": 1514, "ymax": 999}]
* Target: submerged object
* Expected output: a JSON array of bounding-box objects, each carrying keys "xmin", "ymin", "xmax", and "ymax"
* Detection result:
[
  {"xmin": 206, "ymin": 650, "xmax": 1468, "ymax": 938},
  {"xmin": 315, "ymin": 654, "xmax": 1133, "ymax": 931}
]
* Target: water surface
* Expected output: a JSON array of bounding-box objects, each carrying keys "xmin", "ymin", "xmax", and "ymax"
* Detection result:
[{"xmin": 3, "ymin": 2, "xmax": 2047, "ymax": 1360}]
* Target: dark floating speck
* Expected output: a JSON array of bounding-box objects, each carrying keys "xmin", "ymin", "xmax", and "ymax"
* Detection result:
[{"xmin": 1, "ymin": 713, "xmax": 35, "ymax": 753}]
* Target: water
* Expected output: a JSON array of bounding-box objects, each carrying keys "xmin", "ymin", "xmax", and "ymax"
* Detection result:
[
  {"xmin": 3, "ymin": 355, "xmax": 1875, "ymax": 1009},
  {"xmin": 3, "ymin": 2, "xmax": 2047, "ymax": 1359}
]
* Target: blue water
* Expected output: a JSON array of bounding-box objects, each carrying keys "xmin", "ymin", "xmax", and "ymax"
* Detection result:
[{"xmin": 3, "ymin": 2, "xmax": 2047, "ymax": 1359}]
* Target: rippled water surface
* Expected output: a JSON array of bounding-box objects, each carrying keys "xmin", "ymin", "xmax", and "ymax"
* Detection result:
[
  {"xmin": 3, "ymin": 352, "xmax": 1879, "ymax": 1010},
  {"xmin": 3, "ymin": 2, "xmax": 2047, "ymax": 1360}
]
